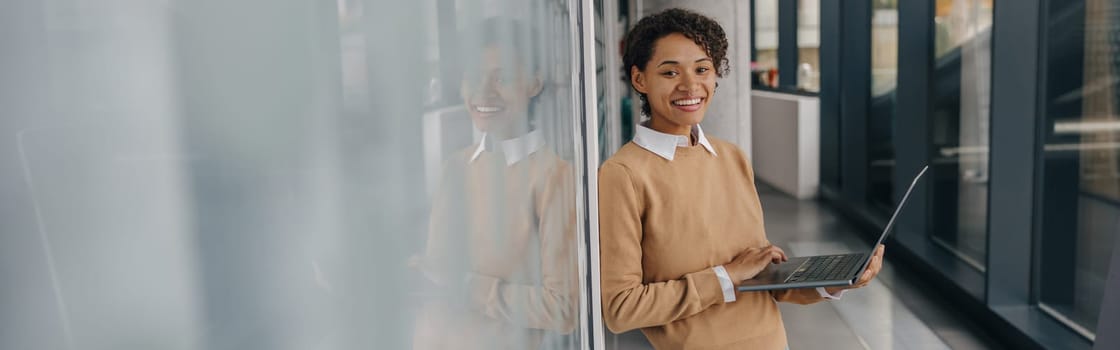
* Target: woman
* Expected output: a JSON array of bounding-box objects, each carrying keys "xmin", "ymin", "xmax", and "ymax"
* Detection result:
[
  {"xmin": 411, "ymin": 18, "xmax": 578, "ymax": 350},
  {"xmin": 598, "ymin": 8, "xmax": 885, "ymax": 349}
]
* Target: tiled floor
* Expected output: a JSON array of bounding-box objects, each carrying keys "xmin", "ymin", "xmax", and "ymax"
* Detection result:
[{"xmin": 603, "ymin": 184, "xmax": 1000, "ymax": 350}]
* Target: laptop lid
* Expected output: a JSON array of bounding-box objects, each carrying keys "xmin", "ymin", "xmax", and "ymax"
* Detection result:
[
  {"xmin": 870, "ymin": 165, "xmax": 929, "ymax": 253},
  {"xmin": 847, "ymin": 165, "xmax": 928, "ymax": 277}
]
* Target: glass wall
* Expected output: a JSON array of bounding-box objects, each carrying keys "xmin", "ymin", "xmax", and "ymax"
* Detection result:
[
  {"xmin": 929, "ymin": 0, "xmax": 993, "ymax": 271},
  {"xmin": 868, "ymin": 0, "xmax": 899, "ymax": 211},
  {"xmin": 820, "ymin": 0, "xmax": 1120, "ymax": 346},
  {"xmin": 1039, "ymin": 0, "xmax": 1120, "ymax": 339},
  {"xmin": 797, "ymin": 0, "xmax": 820, "ymax": 92},
  {"xmin": 0, "ymin": 0, "xmax": 594, "ymax": 349},
  {"xmin": 753, "ymin": 0, "xmax": 780, "ymax": 88}
]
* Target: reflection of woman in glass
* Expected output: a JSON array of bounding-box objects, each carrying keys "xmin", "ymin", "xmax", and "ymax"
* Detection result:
[
  {"xmin": 599, "ymin": 9, "xmax": 885, "ymax": 349},
  {"xmin": 412, "ymin": 18, "xmax": 577, "ymax": 350}
]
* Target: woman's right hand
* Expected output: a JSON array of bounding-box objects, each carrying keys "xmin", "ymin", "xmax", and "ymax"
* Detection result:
[{"xmin": 723, "ymin": 245, "xmax": 788, "ymax": 282}]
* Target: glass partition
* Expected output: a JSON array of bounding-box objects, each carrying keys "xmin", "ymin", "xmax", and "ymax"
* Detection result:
[{"xmin": 0, "ymin": 0, "xmax": 595, "ymax": 348}]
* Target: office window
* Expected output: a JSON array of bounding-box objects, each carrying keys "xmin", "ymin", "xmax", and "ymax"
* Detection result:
[
  {"xmin": 928, "ymin": 0, "xmax": 993, "ymax": 271},
  {"xmin": 753, "ymin": 0, "xmax": 779, "ymax": 88},
  {"xmin": 1038, "ymin": 0, "xmax": 1120, "ymax": 339},
  {"xmin": 868, "ymin": 0, "xmax": 898, "ymax": 211},
  {"xmin": 797, "ymin": 0, "xmax": 820, "ymax": 92}
]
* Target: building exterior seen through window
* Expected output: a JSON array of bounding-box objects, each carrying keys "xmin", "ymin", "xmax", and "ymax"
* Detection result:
[
  {"xmin": 928, "ymin": 0, "xmax": 994, "ymax": 273},
  {"xmin": 1039, "ymin": 0, "xmax": 1120, "ymax": 340},
  {"xmin": 797, "ymin": 0, "xmax": 820, "ymax": 92},
  {"xmin": 868, "ymin": 0, "xmax": 899, "ymax": 213},
  {"xmin": 752, "ymin": 0, "xmax": 779, "ymax": 88}
]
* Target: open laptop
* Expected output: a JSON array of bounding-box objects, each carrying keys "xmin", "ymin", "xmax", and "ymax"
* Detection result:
[{"xmin": 738, "ymin": 165, "xmax": 929, "ymax": 291}]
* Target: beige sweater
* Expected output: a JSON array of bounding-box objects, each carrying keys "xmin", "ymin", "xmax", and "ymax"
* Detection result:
[{"xmin": 598, "ymin": 137, "xmax": 825, "ymax": 350}]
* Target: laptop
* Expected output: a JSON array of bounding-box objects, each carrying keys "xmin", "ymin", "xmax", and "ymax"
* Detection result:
[{"xmin": 737, "ymin": 165, "xmax": 929, "ymax": 291}]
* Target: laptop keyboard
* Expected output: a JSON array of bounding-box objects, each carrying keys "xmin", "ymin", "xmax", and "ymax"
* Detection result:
[{"xmin": 786, "ymin": 253, "xmax": 865, "ymax": 283}]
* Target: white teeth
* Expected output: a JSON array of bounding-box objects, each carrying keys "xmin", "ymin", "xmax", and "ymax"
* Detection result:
[
  {"xmin": 672, "ymin": 98, "xmax": 702, "ymax": 106},
  {"xmin": 475, "ymin": 106, "xmax": 503, "ymax": 113}
]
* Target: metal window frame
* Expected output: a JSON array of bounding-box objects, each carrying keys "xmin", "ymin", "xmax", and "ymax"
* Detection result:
[
  {"xmin": 568, "ymin": 0, "xmax": 604, "ymax": 349},
  {"xmin": 839, "ymin": 0, "xmax": 870, "ymax": 203},
  {"xmin": 818, "ymin": 0, "xmax": 842, "ymax": 191},
  {"xmin": 987, "ymin": 0, "xmax": 1043, "ymax": 306},
  {"xmin": 820, "ymin": 0, "xmax": 1101, "ymax": 348},
  {"xmin": 778, "ymin": 0, "xmax": 799, "ymax": 88}
]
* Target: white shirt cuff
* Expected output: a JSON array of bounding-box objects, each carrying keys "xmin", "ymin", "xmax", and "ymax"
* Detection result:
[
  {"xmin": 816, "ymin": 287, "xmax": 845, "ymax": 300},
  {"xmin": 713, "ymin": 266, "xmax": 737, "ymax": 303}
]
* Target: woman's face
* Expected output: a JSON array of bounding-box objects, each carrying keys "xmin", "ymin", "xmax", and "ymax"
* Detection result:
[
  {"xmin": 461, "ymin": 45, "xmax": 542, "ymax": 136},
  {"xmin": 631, "ymin": 33, "xmax": 716, "ymax": 133}
]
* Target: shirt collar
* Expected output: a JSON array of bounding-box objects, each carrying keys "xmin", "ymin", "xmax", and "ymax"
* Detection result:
[
  {"xmin": 469, "ymin": 129, "xmax": 546, "ymax": 166},
  {"xmin": 632, "ymin": 123, "xmax": 717, "ymax": 161}
]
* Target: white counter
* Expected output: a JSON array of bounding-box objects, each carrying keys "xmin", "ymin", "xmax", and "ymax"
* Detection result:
[{"xmin": 750, "ymin": 90, "xmax": 820, "ymax": 199}]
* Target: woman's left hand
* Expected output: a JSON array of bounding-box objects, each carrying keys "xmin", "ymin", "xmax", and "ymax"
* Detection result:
[{"xmin": 824, "ymin": 244, "xmax": 885, "ymax": 295}]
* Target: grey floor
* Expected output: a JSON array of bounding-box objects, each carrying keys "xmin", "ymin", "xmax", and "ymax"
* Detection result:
[{"xmin": 603, "ymin": 183, "xmax": 1001, "ymax": 350}]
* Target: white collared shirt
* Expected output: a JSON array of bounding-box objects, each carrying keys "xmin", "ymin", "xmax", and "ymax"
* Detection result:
[
  {"xmin": 632, "ymin": 123, "xmax": 717, "ymax": 160},
  {"xmin": 470, "ymin": 129, "xmax": 546, "ymax": 166},
  {"xmin": 630, "ymin": 123, "xmax": 843, "ymax": 303}
]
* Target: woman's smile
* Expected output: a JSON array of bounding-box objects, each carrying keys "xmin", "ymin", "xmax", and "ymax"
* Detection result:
[{"xmin": 670, "ymin": 96, "xmax": 705, "ymax": 112}]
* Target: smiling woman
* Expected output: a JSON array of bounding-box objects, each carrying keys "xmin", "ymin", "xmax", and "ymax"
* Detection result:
[
  {"xmin": 460, "ymin": 18, "xmax": 543, "ymax": 139},
  {"xmin": 411, "ymin": 16, "xmax": 579, "ymax": 350},
  {"xmin": 622, "ymin": 9, "xmax": 729, "ymax": 135},
  {"xmin": 630, "ymin": 33, "xmax": 716, "ymax": 134},
  {"xmin": 598, "ymin": 8, "xmax": 885, "ymax": 349}
]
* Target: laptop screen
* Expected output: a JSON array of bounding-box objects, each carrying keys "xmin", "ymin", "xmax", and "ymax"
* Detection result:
[{"xmin": 872, "ymin": 165, "xmax": 930, "ymax": 251}]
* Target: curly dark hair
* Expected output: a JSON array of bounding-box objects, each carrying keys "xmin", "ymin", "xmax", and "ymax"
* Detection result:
[{"xmin": 622, "ymin": 8, "xmax": 729, "ymax": 117}]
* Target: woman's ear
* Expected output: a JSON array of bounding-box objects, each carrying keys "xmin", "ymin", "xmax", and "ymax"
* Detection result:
[
  {"xmin": 526, "ymin": 73, "xmax": 543, "ymax": 99},
  {"xmin": 460, "ymin": 78, "xmax": 470, "ymax": 101},
  {"xmin": 630, "ymin": 66, "xmax": 648, "ymax": 94}
]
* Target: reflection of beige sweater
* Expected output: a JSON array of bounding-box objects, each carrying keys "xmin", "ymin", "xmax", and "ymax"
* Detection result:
[
  {"xmin": 413, "ymin": 146, "xmax": 577, "ymax": 350},
  {"xmin": 599, "ymin": 138, "xmax": 824, "ymax": 350}
]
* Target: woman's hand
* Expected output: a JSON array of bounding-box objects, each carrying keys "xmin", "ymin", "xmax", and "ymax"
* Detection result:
[
  {"xmin": 724, "ymin": 245, "xmax": 788, "ymax": 282},
  {"xmin": 825, "ymin": 244, "xmax": 885, "ymax": 295}
]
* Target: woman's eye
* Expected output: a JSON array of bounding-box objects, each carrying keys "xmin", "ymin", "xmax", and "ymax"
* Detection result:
[
  {"xmin": 661, "ymin": 71, "xmax": 678, "ymax": 77},
  {"xmin": 697, "ymin": 67, "xmax": 710, "ymax": 74}
]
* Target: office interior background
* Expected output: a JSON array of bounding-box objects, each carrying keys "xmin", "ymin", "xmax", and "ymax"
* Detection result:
[{"xmin": 0, "ymin": 0, "xmax": 1118, "ymax": 349}]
